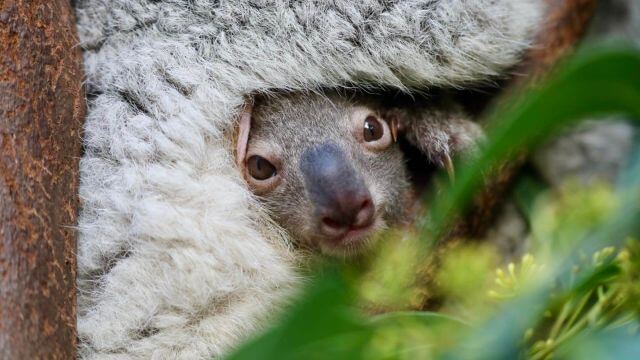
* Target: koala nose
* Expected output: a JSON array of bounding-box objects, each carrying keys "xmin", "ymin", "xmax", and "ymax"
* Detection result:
[
  {"xmin": 299, "ymin": 142, "xmax": 375, "ymax": 238},
  {"xmin": 319, "ymin": 196, "xmax": 375, "ymax": 236}
]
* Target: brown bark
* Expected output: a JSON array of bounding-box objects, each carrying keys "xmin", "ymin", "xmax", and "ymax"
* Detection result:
[
  {"xmin": 0, "ymin": 1, "xmax": 84, "ymax": 359},
  {"xmin": 514, "ymin": 0, "xmax": 600, "ymax": 85}
]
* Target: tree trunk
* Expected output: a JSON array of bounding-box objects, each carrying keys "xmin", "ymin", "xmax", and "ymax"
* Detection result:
[
  {"xmin": 0, "ymin": 1, "xmax": 84, "ymax": 358},
  {"xmin": 515, "ymin": 0, "xmax": 600, "ymax": 84}
]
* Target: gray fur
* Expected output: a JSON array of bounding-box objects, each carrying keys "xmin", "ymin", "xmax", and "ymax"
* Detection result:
[
  {"xmin": 75, "ymin": 1, "xmax": 543, "ymax": 358},
  {"xmin": 392, "ymin": 99, "xmax": 484, "ymax": 167},
  {"xmin": 246, "ymin": 92, "xmax": 411, "ymax": 255}
]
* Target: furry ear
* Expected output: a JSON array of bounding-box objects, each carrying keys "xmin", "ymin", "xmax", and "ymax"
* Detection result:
[{"xmin": 236, "ymin": 100, "xmax": 253, "ymax": 168}]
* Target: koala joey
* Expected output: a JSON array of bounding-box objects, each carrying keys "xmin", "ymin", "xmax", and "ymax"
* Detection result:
[{"xmin": 235, "ymin": 91, "xmax": 484, "ymax": 256}]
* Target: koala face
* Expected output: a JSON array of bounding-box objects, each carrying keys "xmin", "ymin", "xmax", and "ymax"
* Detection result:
[{"xmin": 236, "ymin": 92, "xmax": 411, "ymax": 256}]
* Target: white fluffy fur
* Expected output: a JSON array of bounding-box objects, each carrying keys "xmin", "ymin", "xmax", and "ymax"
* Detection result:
[{"xmin": 75, "ymin": 1, "xmax": 543, "ymax": 358}]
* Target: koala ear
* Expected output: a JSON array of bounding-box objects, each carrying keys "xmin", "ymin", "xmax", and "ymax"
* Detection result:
[
  {"xmin": 236, "ymin": 99, "xmax": 253, "ymax": 168},
  {"xmin": 389, "ymin": 116, "xmax": 399, "ymax": 143},
  {"xmin": 383, "ymin": 110, "xmax": 401, "ymax": 143}
]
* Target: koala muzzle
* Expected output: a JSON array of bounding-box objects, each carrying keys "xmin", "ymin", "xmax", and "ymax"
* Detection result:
[{"xmin": 299, "ymin": 142, "xmax": 374, "ymax": 238}]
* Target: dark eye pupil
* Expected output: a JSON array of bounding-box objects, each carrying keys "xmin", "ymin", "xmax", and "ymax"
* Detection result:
[
  {"xmin": 363, "ymin": 116, "xmax": 384, "ymax": 142},
  {"xmin": 247, "ymin": 155, "xmax": 277, "ymax": 180}
]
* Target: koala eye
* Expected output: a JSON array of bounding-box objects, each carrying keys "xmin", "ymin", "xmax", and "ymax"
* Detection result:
[
  {"xmin": 247, "ymin": 155, "xmax": 277, "ymax": 180},
  {"xmin": 363, "ymin": 115, "xmax": 384, "ymax": 142},
  {"xmin": 352, "ymin": 108, "xmax": 393, "ymax": 151}
]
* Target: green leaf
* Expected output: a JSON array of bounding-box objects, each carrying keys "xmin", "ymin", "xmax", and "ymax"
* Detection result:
[
  {"xmin": 225, "ymin": 268, "xmax": 369, "ymax": 360},
  {"xmin": 436, "ymin": 45, "xmax": 640, "ymax": 360},
  {"xmin": 426, "ymin": 45, "xmax": 640, "ymax": 240},
  {"xmin": 556, "ymin": 324, "xmax": 640, "ymax": 360},
  {"xmin": 370, "ymin": 311, "xmax": 467, "ymax": 328},
  {"xmin": 513, "ymin": 174, "xmax": 547, "ymax": 223},
  {"xmin": 572, "ymin": 263, "xmax": 622, "ymax": 296}
]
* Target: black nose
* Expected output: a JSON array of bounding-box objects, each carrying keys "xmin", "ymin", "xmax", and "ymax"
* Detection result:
[{"xmin": 299, "ymin": 142, "xmax": 375, "ymax": 237}]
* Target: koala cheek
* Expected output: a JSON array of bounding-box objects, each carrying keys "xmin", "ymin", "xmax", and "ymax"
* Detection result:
[
  {"xmin": 366, "ymin": 182, "xmax": 387, "ymax": 217},
  {"xmin": 277, "ymin": 200, "xmax": 317, "ymax": 244}
]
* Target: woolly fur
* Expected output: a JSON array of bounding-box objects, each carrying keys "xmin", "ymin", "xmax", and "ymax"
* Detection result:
[{"xmin": 75, "ymin": 1, "xmax": 543, "ymax": 358}]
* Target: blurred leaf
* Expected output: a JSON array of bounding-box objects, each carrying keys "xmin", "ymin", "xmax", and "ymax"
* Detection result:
[
  {"xmin": 226, "ymin": 267, "xmax": 369, "ymax": 360},
  {"xmin": 572, "ymin": 263, "xmax": 621, "ymax": 296},
  {"xmin": 436, "ymin": 45, "xmax": 640, "ymax": 360},
  {"xmin": 357, "ymin": 231, "xmax": 426, "ymax": 310},
  {"xmin": 426, "ymin": 45, "xmax": 640, "ymax": 240},
  {"xmin": 513, "ymin": 175, "xmax": 547, "ymax": 222},
  {"xmin": 436, "ymin": 244, "xmax": 499, "ymax": 320},
  {"xmin": 617, "ymin": 142, "xmax": 640, "ymax": 190},
  {"xmin": 556, "ymin": 324, "xmax": 640, "ymax": 360},
  {"xmin": 365, "ymin": 312, "xmax": 468, "ymax": 360},
  {"xmin": 370, "ymin": 311, "xmax": 467, "ymax": 328}
]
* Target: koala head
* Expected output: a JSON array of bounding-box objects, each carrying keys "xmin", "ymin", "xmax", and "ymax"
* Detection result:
[{"xmin": 236, "ymin": 91, "xmax": 411, "ymax": 256}]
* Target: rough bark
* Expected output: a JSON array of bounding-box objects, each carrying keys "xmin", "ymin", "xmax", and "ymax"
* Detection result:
[{"xmin": 0, "ymin": 1, "xmax": 84, "ymax": 358}]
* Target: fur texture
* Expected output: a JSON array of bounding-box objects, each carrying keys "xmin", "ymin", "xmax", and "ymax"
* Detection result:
[
  {"xmin": 243, "ymin": 92, "xmax": 410, "ymax": 256},
  {"xmin": 75, "ymin": 1, "xmax": 543, "ymax": 358},
  {"xmin": 392, "ymin": 99, "xmax": 485, "ymax": 167}
]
